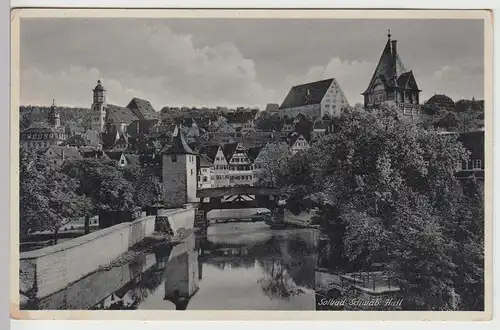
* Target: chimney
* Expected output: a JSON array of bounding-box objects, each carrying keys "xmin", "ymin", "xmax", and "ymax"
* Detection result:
[{"xmin": 391, "ymin": 40, "xmax": 398, "ymax": 74}]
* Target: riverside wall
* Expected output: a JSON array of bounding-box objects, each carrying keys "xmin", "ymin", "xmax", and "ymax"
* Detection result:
[{"xmin": 20, "ymin": 208, "xmax": 195, "ymax": 300}]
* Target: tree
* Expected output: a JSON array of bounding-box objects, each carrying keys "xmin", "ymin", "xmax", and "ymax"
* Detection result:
[
  {"xmin": 20, "ymin": 147, "xmax": 91, "ymax": 241},
  {"xmin": 63, "ymin": 159, "xmax": 136, "ymax": 232},
  {"xmin": 279, "ymin": 104, "xmax": 481, "ymax": 310},
  {"xmin": 254, "ymin": 142, "xmax": 290, "ymax": 188}
]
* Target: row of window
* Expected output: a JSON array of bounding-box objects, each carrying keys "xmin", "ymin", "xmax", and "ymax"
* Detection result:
[
  {"xmin": 231, "ymin": 157, "xmax": 249, "ymax": 163},
  {"xmin": 456, "ymin": 159, "xmax": 482, "ymax": 171},
  {"xmin": 22, "ymin": 133, "xmax": 66, "ymax": 140},
  {"xmin": 229, "ymin": 175, "xmax": 253, "ymax": 181},
  {"xmin": 23, "ymin": 141, "xmax": 52, "ymax": 148}
]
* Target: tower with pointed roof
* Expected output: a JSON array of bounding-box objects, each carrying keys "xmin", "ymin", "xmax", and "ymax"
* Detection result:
[
  {"xmin": 91, "ymin": 79, "xmax": 107, "ymax": 132},
  {"xmin": 362, "ymin": 31, "xmax": 422, "ymax": 117},
  {"xmin": 162, "ymin": 126, "xmax": 198, "ymax": 207},
  {"xmin": 48, "ymin": 97, "xmax": 61, "ymax": 128}
]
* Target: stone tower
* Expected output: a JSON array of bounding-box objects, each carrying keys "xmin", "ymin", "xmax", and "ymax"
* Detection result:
[
  {"xmin": 91, "ymin": 79, "xmax": 107, "ymax": 132},
  {"xmin": 162, "ymin": 126, "xmax": 198, "ymax": 208},
  {"xmin": 48, "ymin": 97, "xmax": 60, "ymax": 128}
]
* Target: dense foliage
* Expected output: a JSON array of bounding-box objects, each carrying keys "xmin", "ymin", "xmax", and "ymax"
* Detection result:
[
  {"xmin": 20, "ymin": 149, "xmax": 164, "ymax": 238},
  {"xmin": 278, "ymin": 103, "xmax": 484, "ymax": 310},
  {"xmin": 19, "ymin": 147, "xmax": 92, "ymax": 238}
]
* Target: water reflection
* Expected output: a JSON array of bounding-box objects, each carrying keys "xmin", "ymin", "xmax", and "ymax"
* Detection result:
[{"xmin": 31, "ymin": 223, "xmax": 321, "ymax": 311}]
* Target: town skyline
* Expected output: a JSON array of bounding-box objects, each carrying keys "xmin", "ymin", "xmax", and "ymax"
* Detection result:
[{"xmin": 20, "ymin": 18, "xmax": 484, "ymax": 109}]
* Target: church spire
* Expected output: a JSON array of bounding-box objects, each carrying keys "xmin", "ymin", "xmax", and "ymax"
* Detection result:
[{"xmin": 48, "ymin": 95, "xmax": 60, "ymax": 128}]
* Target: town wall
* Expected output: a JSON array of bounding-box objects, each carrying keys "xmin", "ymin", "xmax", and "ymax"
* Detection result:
[{"xmin": 20, "ymin": 209, "xmax": 194, "ymax": 300}]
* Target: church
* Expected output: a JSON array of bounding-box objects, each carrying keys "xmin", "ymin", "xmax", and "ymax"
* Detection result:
[
  {"xmin": 362, "ymin": 31, "xmax": 422, "ymax": 118},
  {"xmin": 90, "ymin": 79, "xmax": 159, "ymax": 134}
]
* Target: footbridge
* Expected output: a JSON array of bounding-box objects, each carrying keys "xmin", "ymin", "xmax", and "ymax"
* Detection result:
[{"xmin": 195, "ymin": 186, "xmax": 285, "ymax": 230}]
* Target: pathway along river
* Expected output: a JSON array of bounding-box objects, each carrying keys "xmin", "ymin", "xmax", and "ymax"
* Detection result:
[{"xmin": 30, "ymin": 222, "xmax": 328, "ymax": 310}]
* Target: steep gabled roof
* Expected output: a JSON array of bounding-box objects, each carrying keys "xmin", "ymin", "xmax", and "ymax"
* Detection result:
[
  {"xmin": 198, "ymin": 144, "xmax": 220, "ymax": 162},
  {"xmin": 126, "ymin": 98, "xmax": 158, "ymax": 120},
  {"xmin": 199, "ymin": 154, "xmax": 213, "ymax": 167},
  {"xmin": 363, "ymin": 37, "xmax": 407, "ymax": 94},
  {"xmin": 265, "ymin": 103, "xmax": 280, "ymax": 112},
  {"xmin": 225, "ymin": 111, "xmax": 255, "ymax": 124},
  {"xmin": 106, "ymin": 104, "xmax": 138, "ymax": 124},
  {"xmin": 222, "ymin": 142, "xmax": 239, "ymax": 160},
  {"xmin": 288, "ymin": 133, "xmax": 309, "ymax": 147},
  {"xmin": 126, "ymin": 119, "xmax": 159, "ymax": 135},
  {"xmin": 164, "ymin": 126, "xmax": 197, "ymax": 155},
  {"xmin": 247, "ymin": 145, "xmax": 265, "ymax": 162},
  {"xmin": 396, "ymin": 71, "xmax": 420, "ymax": 90},
  {"xmin": 81, "ymin": 150, "xmax": 110, "ymax": 160},
  {"xmin": 45, "ymin": 146, "xmax": 83, "ymax": 160},
  {"xmin": 125, "ymin": 154, "xmax": 140, "ymax": 166},
  {"xmin": 280, "ymin": 78, "xmax": 334, "ymax": 109},
  {"xmin": 100, "ymin": 130, "xmax": 120, "ymax": 148}
]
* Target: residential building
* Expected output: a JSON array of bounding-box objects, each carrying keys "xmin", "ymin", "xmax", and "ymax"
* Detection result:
[
  {"xmin": 201, "ymin": 145, "xmax": 230, "ymax": 188},
  {"xmin": 198, "ymin": 154, "xmax": 214, "ymax": 189},
  {"xmin": 280, "ymin": 121, "xmax": 294, "ymax": 139},
  {"xmin": 280, "ymin": 78, "xmax": 349, "ymax": 120},
  {"xmin": 44, "ymin": 145, "xmax": 83, "ymax": 166},
  {"xmin": 224, "ymin": 142, "xmax": 254, "ymax": 187},
  {"xmin": 455, "ymin": 131, "xmax": 485, "ymax": 177},
  {"xmin": 288, "ymin": 132, "xmax": 310, "ymax": 155},
  {"xmin": 81, "ymin": 149, "xmax": 111, "ymax": 161},
  {"xmin": 60, "ymin": 129, "xmax": 103, "ymax": 150},
  {"xmin": 265, "ymin": 103, "xmax": 280, "ymax": 114},
  {"xmin": 362, "ymin": 31, "xmax": 422, "ymax": 119},
  {"xmin": 162, "ymin": 126, "xmax": 198, "ymax": 207},
  {"xmin": 312, "ymin": 117, "xmax": 327, "ymax": 141},
  {"xmin": 105, "ymin": 151, "xmax": 133, "ymax": 168},
  {"xmin": 426, "ymin": 94, "xmax": 455, "ymax": 112},
  {"xmin": 101, "ymin": 129, "xmax": 130, "ymax": 151}
]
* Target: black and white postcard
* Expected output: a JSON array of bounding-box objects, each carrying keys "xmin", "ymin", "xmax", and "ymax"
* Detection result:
[{"xmin": 10, "ymin": 8, "xmax": 493, "ymax": 321}]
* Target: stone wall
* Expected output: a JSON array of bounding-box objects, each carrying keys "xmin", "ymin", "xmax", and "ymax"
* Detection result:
[
  {"xmin": 158, "ymin": 207, "xmax": 195, "ymax": 236},
  {"xmin": 162, "ymin": 154, "xmax": 187, "ymax": 207},
  {"xmin": 20, "ymin": 215, "xmax": 156, "ymax": 299}
]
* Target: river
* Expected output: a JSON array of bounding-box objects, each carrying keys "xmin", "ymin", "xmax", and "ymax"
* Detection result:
[{"xmin": 31, "ymin": 222, "xmax": 323, "ymax": 310}]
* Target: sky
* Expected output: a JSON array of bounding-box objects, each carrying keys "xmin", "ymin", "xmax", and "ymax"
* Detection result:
[{"xmin": 20, "ymin": 18, "xmax": 484, "ymax": 110}]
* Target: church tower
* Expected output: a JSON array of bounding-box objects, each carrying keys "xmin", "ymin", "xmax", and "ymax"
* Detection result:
[
  {"xmin": 48, "ymin": 97, "xmax": 60, "ymax": 128},
  {"xmin": 91, "ymin": 79, "xmax": 107, "ymax": 132},
  {"xmin": 162, "ymin": 126, "xmax": 198, "ymax": 208},
  {"xmin": 362, "ymin": 30, "xmax": 422, "ymax": 117}
]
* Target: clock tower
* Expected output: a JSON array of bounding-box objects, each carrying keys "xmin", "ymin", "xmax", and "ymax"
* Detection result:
[{"xmin": 91, "ymin": 79, "xmax": 107, "ymax": 132}]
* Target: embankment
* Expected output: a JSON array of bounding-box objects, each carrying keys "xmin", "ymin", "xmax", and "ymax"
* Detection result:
[{"xmin": 20, "ymin": 207, "xmax": 195, "ymax": 301}]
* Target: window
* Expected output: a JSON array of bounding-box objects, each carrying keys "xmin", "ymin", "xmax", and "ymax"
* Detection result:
[
  {"xmin": 473, "ymin": 159, "xmax": 482, "ymax": 170},
  {"xmin": 171, "ymin": 155, "xmax": 177, "ymax": 162},
  {"xmin": 191, "ymin": 169, "xmax": 194, "ymax": 175},
  {"xmin": 203, "ymin": 177, "xmax": 208, "ymax": 182}
]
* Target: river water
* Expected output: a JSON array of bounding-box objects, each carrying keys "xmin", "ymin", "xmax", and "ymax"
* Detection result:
[{"xmin": 31, "ymin": 222, "xmax": 323, "ymax": 310}]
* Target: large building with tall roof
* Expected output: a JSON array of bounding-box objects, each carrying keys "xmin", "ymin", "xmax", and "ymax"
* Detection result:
[
  {"xmin": 279, "ymin": 78, "xmax": 349, "ymax": 120},
  {"xmin": 20, "ymin": 99, "xmax": 69, "ymax": 150},
  {"xmin": 90, "ymin": 79, "xmax": 159, "ymax": 134},
  {"xmin": 362, "ymin": 31, "xmax": 422, "ymax": 118}
]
